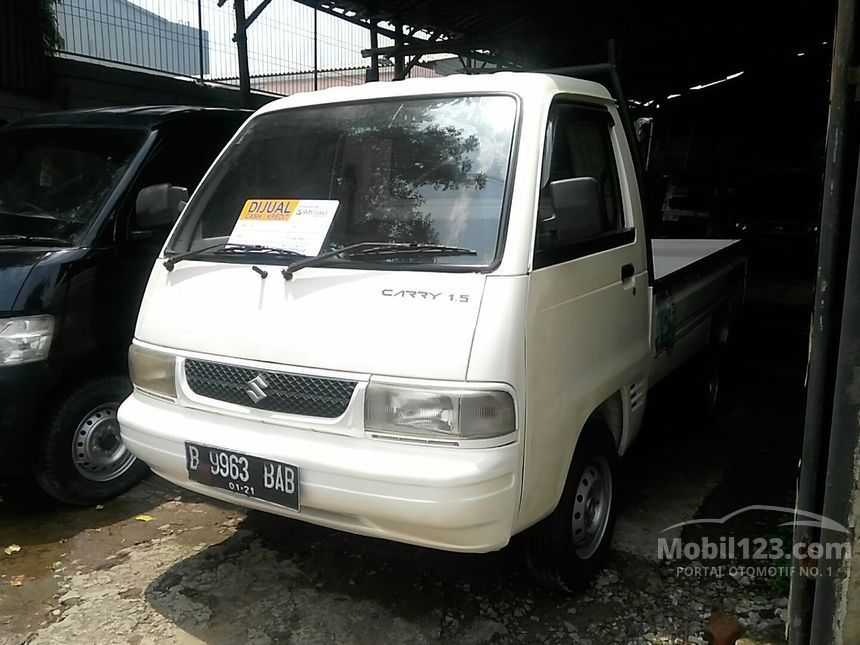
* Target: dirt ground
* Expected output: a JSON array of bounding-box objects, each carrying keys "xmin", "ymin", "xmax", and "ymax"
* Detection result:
[{"xmin": 0, "ymin": 264, "xmax": 811, "ymax": 645}]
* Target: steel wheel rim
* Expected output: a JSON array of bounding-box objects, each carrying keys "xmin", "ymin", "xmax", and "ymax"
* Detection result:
[
  {"xmin": 571, "ymin": 455, "xmax": 612, "ymax": 559},
  {"xmin": 72, "ymin": 403, "xmax": 135, "ymax": 482}
]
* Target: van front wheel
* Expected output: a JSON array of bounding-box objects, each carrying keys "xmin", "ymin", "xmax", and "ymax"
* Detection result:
[
  {"xmin": 524, "ymin": 424, "xmax": 618, "ymax": 593},
  {"xmin": 33, "ymin": 376, "xmax": 148, "ymax": 505}
]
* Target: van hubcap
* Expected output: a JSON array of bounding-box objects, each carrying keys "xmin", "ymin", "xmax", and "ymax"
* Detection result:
[
  {"xmin": 72, "ymin": 404, "xmax": 135, "ymax": 482},
  {"xmin": 571, "ymin": 456, "xmax": 612, "ymax": 559}
]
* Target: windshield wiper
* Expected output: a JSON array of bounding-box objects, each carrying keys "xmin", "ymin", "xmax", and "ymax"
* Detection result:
[
  {"xmin": 164, "ymin": 241, "xmax": 477, "ymax": 276},
  {"xmin": 281, "ymin": 242, "xmax": 477, "ymax": 281},
  {"xmin": 346, "ymin": 243, "xmax": 478, "ymax": 259},
  {"xmin": 163, "ymin": 243, "xmax": 305, "ymax": 271},
  {"xmin": 0, "ymin": 234, "xmax": 71, "ymax": 247}
]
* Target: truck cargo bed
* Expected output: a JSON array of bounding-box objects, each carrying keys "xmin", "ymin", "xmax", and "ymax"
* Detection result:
[{"xmin": 651, "ymin": 238, "xmax": 743, "ymax": 287}]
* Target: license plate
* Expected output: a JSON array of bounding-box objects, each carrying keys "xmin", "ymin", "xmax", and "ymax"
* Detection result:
[{"xmin": 185, "ymin": 443, "xmax": 300, "ymax": 511}]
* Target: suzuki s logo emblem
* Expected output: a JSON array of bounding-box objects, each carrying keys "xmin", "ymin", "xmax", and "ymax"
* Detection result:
[{"xmin": 245, "ymin": 374, "xmax": 269, "ymax": 403}]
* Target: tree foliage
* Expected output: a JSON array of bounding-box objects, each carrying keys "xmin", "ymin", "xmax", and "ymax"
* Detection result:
[
  {"xmin": 331, "ymin": 102, "xmax": 489, "ymax": 247},
  {"xmin": 39, "ymin": 0, "xmax": 64, "ymax": 55}
]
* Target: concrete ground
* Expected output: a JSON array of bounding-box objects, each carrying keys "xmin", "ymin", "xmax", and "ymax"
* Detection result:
[{"xmin": 0, "ymin": 263, "xmax": 811, "ymax": 645}]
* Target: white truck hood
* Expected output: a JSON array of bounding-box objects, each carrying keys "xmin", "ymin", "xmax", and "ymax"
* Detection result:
[{"xmin": 135, "ymin": 262, "xmax": 487, "ymax": 381}]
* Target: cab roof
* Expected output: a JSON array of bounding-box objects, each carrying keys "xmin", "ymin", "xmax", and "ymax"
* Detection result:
[{"xmin": 257, "ymin": 71, "xmax": 613, "ymax": 115}]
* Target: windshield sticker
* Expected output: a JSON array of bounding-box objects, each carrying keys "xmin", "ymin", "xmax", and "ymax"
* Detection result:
[{"xmin": 228, "ymin": 199, "xmax": 339, "ymax": 256}]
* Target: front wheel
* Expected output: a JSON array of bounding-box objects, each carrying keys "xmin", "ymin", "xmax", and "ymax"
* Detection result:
[
  {"xmin": 33, "ymin": 376, "xmax": 148, "ymax": 505},
  {"xmin": 524, "ymin": 424, "xmax": 618, "ymax": 593}
]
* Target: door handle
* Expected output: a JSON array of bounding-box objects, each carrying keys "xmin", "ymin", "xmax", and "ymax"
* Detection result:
[{"xmin": 621, "ymin": 263, "xmax": 635, "ymax": 281}]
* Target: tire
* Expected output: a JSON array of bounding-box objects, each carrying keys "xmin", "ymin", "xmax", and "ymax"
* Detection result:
[
  {"xmin": 697, "ymin": 345, "xmax": 723, "ymax": 416},
  {"xmin": 697, "ymin": 313, "xmax": 731, "ymax": 415},
  {"xmin": 524, "ymin": 423, "xmax": 618, "ymax": 593},
  {"xmin": 33, "ymin": 376, "xmax": 148, "ymax": 505}
]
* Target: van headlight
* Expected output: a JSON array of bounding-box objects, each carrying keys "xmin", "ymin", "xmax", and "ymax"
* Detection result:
[
  {"xmin": 129, "ymin": 344, "xmax": 176, "ymax": 399},
  {"xmin": 0, "ymin": 315, "xmax": 54, "ymax": 365},
  {"xmin": 365, "ymin": 384, "xmax": 515, "ymax": 440}
]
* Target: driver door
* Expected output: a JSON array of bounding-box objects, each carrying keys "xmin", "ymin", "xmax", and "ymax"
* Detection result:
[{"xmin": 522, "ymin": 101, "xmax": 651, "ymax": 523}]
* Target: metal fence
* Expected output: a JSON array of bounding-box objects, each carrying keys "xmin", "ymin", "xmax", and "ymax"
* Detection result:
[{"xmin": 54, "ymin": 0, "xmax": 441, "ymax": 94}]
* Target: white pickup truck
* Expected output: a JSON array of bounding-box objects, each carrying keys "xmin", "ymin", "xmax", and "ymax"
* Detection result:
[{"xmin": 118, "ymin": 72, "xmax": 745, "ymax": 591}]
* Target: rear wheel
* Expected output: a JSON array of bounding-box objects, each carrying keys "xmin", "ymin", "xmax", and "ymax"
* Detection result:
[
  {"xmin": 698, "ymin": 313, "xmax": 732, "ymax": 415},
  {"xmin": 525, "ymin": 424, "xmax": 618, "ymax": 593},
  {"xmin": 33, "ymin": 376, "xmax": 148, "ymax": 505},
  {"xmin": 697, "ymin": 345, "xmax": 723, "ymax": 415}
]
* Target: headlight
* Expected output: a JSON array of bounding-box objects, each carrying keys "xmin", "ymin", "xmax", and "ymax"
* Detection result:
[
  {"xmin": 365, "ymin": 384, "xmax": 515, "ymax": 440},
  {"xmin": 128, "ymin": 344, "xmax": 176, "ymax": 399},
  {"xmin": 0, "ymin": 315, "xmax": 54, "ymax": 365}
]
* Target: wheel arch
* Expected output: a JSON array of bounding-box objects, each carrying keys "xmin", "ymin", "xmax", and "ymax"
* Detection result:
[
  {"xmin": 45, "ymin": 351, "xmax": 129, "ymax": 413},
  {"xmin": 710, "ymin": 299, "xmax": 733, "ymax": 347},
  {"xmin": 516, "ymin": 388, "xmax": 629, "ymax": 535},
  {"xmin": 588, "ymin": 391, "xmax": 625, "ymax": 454}
]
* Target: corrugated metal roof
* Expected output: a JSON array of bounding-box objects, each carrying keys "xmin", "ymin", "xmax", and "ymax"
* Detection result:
[{"xmin": 300, "ymin": 0, "xmax": 833, "ymax": 97}]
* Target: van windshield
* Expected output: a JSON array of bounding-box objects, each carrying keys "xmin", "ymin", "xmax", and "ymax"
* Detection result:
[
  {"xmin": 0, "ymin": 127, "xmax": 145, "ymax": 246},
  {"xmin": 169, "ymin": 95, "xmax": 517, "ymax": 268}
]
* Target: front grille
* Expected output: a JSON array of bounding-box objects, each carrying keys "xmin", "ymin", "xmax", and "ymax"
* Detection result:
[{"xmin": 184, "ymin": 359, "xmax": 356, "ymax": 418}]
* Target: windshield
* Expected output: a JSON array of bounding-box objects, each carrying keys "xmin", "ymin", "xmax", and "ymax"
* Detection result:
[
  {"xmin": 0, "ymin": 127, "xmax": 145, "ymax": 245},
  {"xmin": 169, "ymin": 95, "xmax": 518, "ymax": 267}
]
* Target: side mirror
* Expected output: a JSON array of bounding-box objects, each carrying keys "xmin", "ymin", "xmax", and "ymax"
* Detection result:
[
  {"xmin": 135, "ymin": 183, "xmax": 189, "ymax": 231},
  {"xmin": 544, "ymin": 177, "xmax": 603, "ymax": 243}
]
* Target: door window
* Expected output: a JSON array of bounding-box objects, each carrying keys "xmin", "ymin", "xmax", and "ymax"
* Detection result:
[
  {"xmin": 535, "ymin": 104, "xmax": 631, "ymax": 267},
  {"xmin": 120, "ymin": 121, "xmax": 237, "ymax": 242}
]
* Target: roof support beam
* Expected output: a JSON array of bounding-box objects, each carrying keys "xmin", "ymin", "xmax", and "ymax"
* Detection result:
[
  {"xmin": 366, "ymin": 21, "xmax": 380, "ymax": 81},
  {"xmin": 244, "ymin": 0, "xmax": 274, "ymax": 29},
  {"xmin": 401, "ymin": 31, "xmax": 440, "ymax": 78},
  {"xmin": 221, "ymin": 0, "xmax": 276, "ymax": 106},
  {"xmin": 361, "ymin": 36, "xmax": 521, "ymax": 59},
  {"xmin": 232, "ymin": 0, "xmax": 252, "ymax": 106},
  {"xmin": 790, "ymin": 0, "xmax": 858, "ymax": 640},
  {"xmin": 393, "ymin": 20, "xmax": 405, "ymax": 79},
  {"xmin": 294, "ymin": 1, "xmax": 516, "ymax": 68},
  {"xmin": 362, "ymin": 41, "xmax": 520, "ymax": 69},
  {"xmin": 292, "ymin": 1, "xmax": 416, "ymax": 42}
]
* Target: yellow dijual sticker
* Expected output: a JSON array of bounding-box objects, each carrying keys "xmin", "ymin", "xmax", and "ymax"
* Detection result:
[
  {"xmin": 239, "ymin": 199, "xmax": 300, "ymax": 221},
  {"xmin": 229, "ymin": 198, "xmax": 340, "ymax": 257}
]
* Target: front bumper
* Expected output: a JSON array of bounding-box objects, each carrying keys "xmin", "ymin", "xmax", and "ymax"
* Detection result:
[
  {"xmin": 0, "ymin": 362, "xmax": 52, "ymax": 475},
  {"xmin": 118, "ymin": 392, "xmax": 521, "ymax": 552}
]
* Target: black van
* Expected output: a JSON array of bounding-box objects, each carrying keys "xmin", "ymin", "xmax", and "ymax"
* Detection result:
[{"xmin": 0, "ymin": 106, "xmax": 248, "ymax": 504}]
